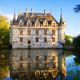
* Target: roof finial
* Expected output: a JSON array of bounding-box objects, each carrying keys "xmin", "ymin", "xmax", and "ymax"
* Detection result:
[
  {"xmin": 31, "ymin": 8, "xmax": 33, "ymax": 13},
  {"xmin": 26, "ymin": 8, "xmax": 28, "ymax": 16},
  {"xmin": 31, "ymin": 8, "xmax": 33, "ymax": 16},
  {"xmin": 44, "ymin": 9, "xmax": 46, "ymax": 14},
  {"xmin": 18, "ymin": 9, "xmax": 20, "ymax": 15},
  {"xmin": 60, "ymin": 8, "xmax": 63, "ymax": 23},
  {"xmin": 59, "ymin": 8, "xmax": 66, "ymax": 26}
]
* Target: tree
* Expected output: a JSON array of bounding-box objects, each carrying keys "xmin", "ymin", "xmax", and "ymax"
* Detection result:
[
  {"xmin": 0, "ymin": 15, "xmax": 10, "ymax": 48},
  {"xmin": 73, "ymin": 35, "xmax": 80, "ymax": 49},
  {"xmin": 65, "ymin": 35, "xmax": 73, "ymax": 46},
  {"xmin": 73, "ymin": 35, "xmax": 80, "ymax": 64},
  {"xmin": 74, "ymin": 5, "xmax": 80, "ymax": 12},
  {"xmin": 0, "ymin": 15, "xmax": 9, "ymax": 29}
]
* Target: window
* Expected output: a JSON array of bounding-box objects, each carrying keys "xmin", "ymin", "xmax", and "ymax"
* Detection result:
[
  {"xmin": 20, "ymin": 38, "xmax": 23, "ymax": 42},
  {"xmin": 52, "ymin": 37, "xmax": 55, "ymax": 42},
  {"xmin": 52, "ymin": 30, "xmax": 55, "ymax": 35},
  {"xmin": 20, "ymin": 30, "xmax": 23, "ymax": 35},
  {"xmin": 44, "ymin": 37, "xmax": 47, "ymax": 42},
  {"xmin": 40, "ymin": 21, "xmax": 43, "ymax": 27},
  {"xmin": 48, "ymin": 21, "xmax": 51, "ymax": 26},
  {"xmin": 28, "ymin": 30, "xmax": 31, "ymax": 35},
  {"xmin": 36, "ymin": 56, "xmax": 39, "ymax": 60},
  {"xmin": 20, "ymin": 56, "xmax": 23, "ymax": 61},
  {"xmin": 36, "ymin": 37, "xmax": 39, "ymax": 42},
  {"xmin": 32, "ymin": 21, "xmax": 35, "ymax": 27},
  {"xmin": 36, "ymin": 30, "xmax": 39, "ymax": 35},
  {"xmin": 44, "ymin": 30, "xmax": 47, "ymax": 35},
  {"xmin": 20, "ymin": 63, "xmax": 23, "ymax": 69}
]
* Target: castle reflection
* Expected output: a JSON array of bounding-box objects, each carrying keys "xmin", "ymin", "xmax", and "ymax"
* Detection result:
[{"xmin": 10, "ymin": 49, "xmax": 66, "ymax": 79}]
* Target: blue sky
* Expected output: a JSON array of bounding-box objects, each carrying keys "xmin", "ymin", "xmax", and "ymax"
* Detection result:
[{"xmin": 0, "ymin": 0, "xmax": 80, "ymax": 36}]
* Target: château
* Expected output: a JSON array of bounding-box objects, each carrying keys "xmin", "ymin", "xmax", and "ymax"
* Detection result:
[{"xmin": 10, "ymin": 9, "xmax": 66, "ymax": 48}]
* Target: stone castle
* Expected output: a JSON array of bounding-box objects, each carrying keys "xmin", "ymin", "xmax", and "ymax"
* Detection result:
[{"xmin": 10, "ymin": 9, "xmax": 66, "ymax": 48}]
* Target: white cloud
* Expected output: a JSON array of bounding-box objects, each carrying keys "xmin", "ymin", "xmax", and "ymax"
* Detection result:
[
  {"xmin": 0, "ymin": 6, "xmax": 13, "ymax": 22},
  {"xmin": 0, "ymin": 12, "xmax": 13, "ymax": 22},
  {"xmin": 4, "ymin": 13, "xmax": 13, "ymax": 21}
]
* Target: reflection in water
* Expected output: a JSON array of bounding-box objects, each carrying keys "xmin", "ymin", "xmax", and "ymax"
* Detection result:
[
  {"xmin": 10, "ymin": 49, "xmax": 66, "ymax": 79},
  {"xmin": 0, "ymin": 50, "xmax": 10, "ymax": 79}
]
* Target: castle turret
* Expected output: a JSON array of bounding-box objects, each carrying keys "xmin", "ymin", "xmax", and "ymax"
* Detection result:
[
  {"xmin": 13, "ymin": 10, "xmax": 16, "ymax": 25},
  {"xmin": 58, "ymin": 10, "xmax": 66, "ymax": 44}
]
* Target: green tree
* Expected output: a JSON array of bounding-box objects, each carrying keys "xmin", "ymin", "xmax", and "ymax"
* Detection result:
[
  {"xmin": 73, "ymin": 35, "xmax": 80, "ymax": 49},
  {"xmin": 0, "ymin": 15, "xmax": 9, "ymax": 29},
  {"xmin": 0, "ymin": 15, "xmax": 10, "ymax": 48},
  {"xmin": 65, "ymin": 35, "xmax": 73, "ymax": 46},
  {"xmin": 74, "ymin": 5, "xmax": 80, "ymax": 13},
  {"xmin": 73, "ymin": 35, "xmax": 80, "ymax": 64}
]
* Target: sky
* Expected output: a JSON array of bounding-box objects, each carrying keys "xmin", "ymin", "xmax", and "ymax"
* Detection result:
[{"xmin": 0, "ymin": 0, "xmax": 80, "ymax": 36}]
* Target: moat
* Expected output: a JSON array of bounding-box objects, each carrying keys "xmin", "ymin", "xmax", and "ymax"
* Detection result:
[{"xmin": 0, "ymin": 49, "xmax": 80, "ymax": 80}]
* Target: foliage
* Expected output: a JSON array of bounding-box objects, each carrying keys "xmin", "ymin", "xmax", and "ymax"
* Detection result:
[
  {"xmin": 73, "ymin": 35, "xmax": 80, "ymax": 65},
  {"xmin": 0, "ymin": 15, "xmax": 9, "ymax": 29},
  {"xmin": 0, "ymin": 15, "xmax": 10, "ymax": 48},
  {"xmin": 74, "ymin": 5, "xmax": 80, "ymax": 13},
  {"xmin": 73, "ymin": 35, "xmax": 80, "ymax": 48},
  {"xmin": 65, "ymin": 35, "xmax": 73, "ymax": 46}
]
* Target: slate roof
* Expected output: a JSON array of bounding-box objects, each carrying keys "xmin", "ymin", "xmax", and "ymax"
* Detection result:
[{"xmin": 13, "ymin": 12, "xmax": 59, "ymax": 25}]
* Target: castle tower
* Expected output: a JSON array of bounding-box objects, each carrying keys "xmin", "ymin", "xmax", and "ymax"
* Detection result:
[
  {"xmin": 58, "ymin": 50, "xmax": 66, "ymax": 79},
  {"xmin": 13, "ymin": 10, "xmax": 16, "ymax": 25},
  {"xmin": 58, "ymin": 9, "xmax": 66, "ymax": 44}
]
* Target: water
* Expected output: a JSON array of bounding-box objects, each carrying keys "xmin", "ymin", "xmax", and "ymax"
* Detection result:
[{"xmin": 0, "ymin": 49, "xmax": 80, "ymax": 80}]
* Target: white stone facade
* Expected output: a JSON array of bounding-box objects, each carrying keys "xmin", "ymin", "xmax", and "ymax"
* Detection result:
[{"xmin": 10, "ymin": 11, "xmax": 66, "ymax": 48}]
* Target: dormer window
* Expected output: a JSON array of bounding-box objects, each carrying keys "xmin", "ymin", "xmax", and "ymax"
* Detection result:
[
  {"xmin": 44, "ymin": 20, "xmax": 48, "ymax": 27},
  {"xmin": 24, "ymin": 21, "xmax": 27, "ymax": 26},
  {"xmin": 40, "ymin": 21, "xmax": 43, "ymax": 27},
  {"xmin": 48, "ymin": 21, "xmax": 51, "ymax": 26},
  {"xmin": 19, "ymin": 19, "xmax": 24, "ymax": 27},
  {"xmin": 36, "ymin": 20, "xmax": 40, "ymax": 27},
  {"xmin": 32, "ymin": 21, "xmax": 35, "ymax": 27},
  {"xmin": 27, "ymin": 20, "xmax": 31, "ymax": 27}
]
